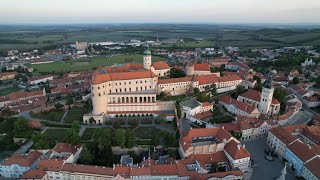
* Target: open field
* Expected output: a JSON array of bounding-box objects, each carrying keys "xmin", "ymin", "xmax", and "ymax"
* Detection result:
[
  {"xmin": 31, "ymin": 110, "xmax": 65, "ymax": 122},
  {"xmin": 64, "ymin": 107, "xmax": 86, "ymax": 124},
  {"xmin": 44, "ymin": 128, "xmax": 69, "ymax": 141},
  {"xmin": 1, "ymin": 24, "xmax": 320, "ymax": 52},
  {"xmin": 30, "ymin": 54, "xmax": 167, "ymax": 73}
]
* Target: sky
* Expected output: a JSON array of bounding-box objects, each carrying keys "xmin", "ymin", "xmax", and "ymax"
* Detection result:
[{"xmin": 1, "ymin": 0, "xmax": 320, "ymax": 24}]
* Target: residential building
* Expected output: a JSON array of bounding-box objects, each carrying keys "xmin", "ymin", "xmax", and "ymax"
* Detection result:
[
  {"xmin": 0, "ymin": 150, "xmax": 43, "ymax": 178},
  {"xmin": 0, "ymin": 71, "xmax": 17, "ymax": 81},
  {"xmin": 219, "ymin": 96, "xmax": 260, "ymax": 118},
  {"xmin": 28, "ymin": 75, "xmax": 53, "ymax": 85}
]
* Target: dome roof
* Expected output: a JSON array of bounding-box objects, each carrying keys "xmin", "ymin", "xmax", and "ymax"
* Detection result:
[{"xmin": 143, "ymin": 50, "xmax": 151, "ymax": 55}]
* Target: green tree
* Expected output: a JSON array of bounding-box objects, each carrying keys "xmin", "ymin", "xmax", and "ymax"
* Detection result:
[
  {"xmin": 93, "ymin": 128, "xmax": 112, "ymax": 152},
  {"xmin": 254, "ymin": 83, "xmax": 263, "ymax": 92},
  {"xmin": 196, "ymin": 93, "xmax": 210, "ymax": 102},
  {"xmin": 193, "ymin": 88, "xmax": 200, "ymax": 95},
  {"xmin": 13, "ymin": 118, "xmax": 28, "ymax": 133},
  {"xmin": 71, "ymin": 121, "xmax": 81, "ymax": 130},
  {"xmin": 253, "ymin": 75, "xmax": 261, "ymax": 84},
  {"xmin": 232, "ymin": 85, "xmax": 246, "ymax": 98},
  {"xmin": 54, "ymin": 103, "xmax": 64, "ymax": 109},
  {"xmin": 67, "ymin": 129, "xmax": 81, "ymax": 145},
  {"xmin": 293, "ymin": 77, "xmax": 299, "ymax": 84},
  {"xmin": 170, "ymin": 68, "xmax": 186, "ymax": 78},
  {"xmin": 113, "ymin": 129, "xmax": 126, "ymax": 148},
  {"xmin": 89, "ymin": 117, "xmax": 95, "ymax": 124},
  {"xmin": 79, "ymin": 150, "xmax": 94, "ymax": 165},
  {"xmin": 125, "ymin": 129, "xmax": 136, "ymax": 148},
  {"xmin": 32, "ymin": 132, "xmax": 50, "ymax": 149}
]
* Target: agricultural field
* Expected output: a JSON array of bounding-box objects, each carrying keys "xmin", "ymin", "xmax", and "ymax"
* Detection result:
[{"xmin": 30, "ymin": 54, "xmax": 168, "ymax": 74}]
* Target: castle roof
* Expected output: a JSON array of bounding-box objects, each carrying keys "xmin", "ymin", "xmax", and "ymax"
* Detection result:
[
  {"xmin": 152, "ymin": 61, "xmax": 170, "ymax": 70},
  {"xmin": 92, "ymin": 70, "xmax": 157, "ymax": 85}
]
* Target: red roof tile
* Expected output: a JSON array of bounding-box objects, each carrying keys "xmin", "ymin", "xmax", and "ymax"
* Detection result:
[
  {"xmin": 61, "ymin": 163, "xmax": 113, "ymax": 176},
  {"xmin": 38, "ymin": 159, "xmax": 64, "ymax": 171},
  {"xmin": 152, "ymin": 61, "xmax": 170, "ymax": 70},
  {"xmin": 92, "ymin": 70, "xmax": 157, "ymax": 85},
  {"xmin": 304, "ymin": 157, "xmax": 320, "ymax": 178},
  {"xmin": 194, "ymin": 63, "xmax": 210, "ymax": 71},
  {"xmin": 224, "ymin": 140, "xmax": 251, "ymax": 160},
  {"xmin": 52, "ymin": 143, "xmax": 81, "ymax": 155},
  {"xmin": 21, "ymin": 169, "xmax": 46, "ymax": 179},
  {"xmin": 2, "ymin": 150, "xmax": 42, "ymax": 167}
]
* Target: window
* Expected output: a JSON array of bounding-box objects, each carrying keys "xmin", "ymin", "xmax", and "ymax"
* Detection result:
[{"xmin": 98, "ymin": 86, "xmax": 100, "ymax": 89}]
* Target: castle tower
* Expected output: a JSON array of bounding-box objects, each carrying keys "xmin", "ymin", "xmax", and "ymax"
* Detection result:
[
  {"xmin": 259, "ymin": 74, "xmax": 274, "ymax": 115},
  {"xmin": 185, "ymin": 63, "xmax": 195, "ymax": 76},
  {"xmin": 143, "ymin": 50, "xmax": 152, "ymax": 70}
]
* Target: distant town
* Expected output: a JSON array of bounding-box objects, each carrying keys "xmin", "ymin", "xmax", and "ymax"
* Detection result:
[{"xmin": 0, "ymin": 25, "xmax": 320, "ymax": 180}]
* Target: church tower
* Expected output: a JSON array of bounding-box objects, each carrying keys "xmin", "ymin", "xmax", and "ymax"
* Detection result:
[
  {"xmin": 143, "ymin": 49, "xmax": 152, "ymax": 70},
  {"xmin": 259, "ymin": 74, "xmax": 274, "ymax": 115}
]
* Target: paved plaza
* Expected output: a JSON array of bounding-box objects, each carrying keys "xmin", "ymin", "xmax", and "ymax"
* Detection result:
[{"xmin": 243, "ymin": 137, "xmax": 297, "ymax": 180}]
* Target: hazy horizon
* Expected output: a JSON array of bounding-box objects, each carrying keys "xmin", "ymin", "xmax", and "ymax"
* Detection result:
[{"xmin": 1, "ymin": 0, "xmax": 320, "ymax": 24}]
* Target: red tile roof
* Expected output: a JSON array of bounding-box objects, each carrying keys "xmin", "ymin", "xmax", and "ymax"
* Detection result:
[
  {"xmin": 38, "ymin": 159, "xmax": 64, "ymax": 172},
  {"xmin": 288, "ymin": 140, "xmax": 318, "ymax": 162},
  {"xmin": 304, "ymin": 157, "xmax": 320, "ymax": 178},
  {"xmin": 92, "ymin": 70, "xmax": 157, "ymax": 85},
  {"xmin": 239, "ymin": 89, "xmax": 280, "ymax": 105},
  {"xmin": 219, "ymin": 123, "xmax": 241, "ymax": 132},
  {"xmin": 199, "ymin": 170, "xmax": 243, "ymax": 180},
  {"xmin": 194, "ymin": 111, "xmax": 213, "ymax": 120},
  {"xmin": 61, "ymin": 163, "xmax": 113, "ymax": 176},
  {"xmin": 220, "ymin": 95, "xmax": 257, "ymax": 114},
  {"xmin": 152, "ymin": 61, "xmax": 170, "ymax": 70},
  {"xmin": 202, "ymin": 102, "xmax": 212, "ymax": 107},
  {"xmin": 158, "ymin": 76, "xmax": 193, "ymax": 84},
  {"xmin": 130, "ymin": 167, "xmax": 152, "ymax": 176},
  {"xmin": 224, "ymin": 140, "xmax": 251, "ymax": 160},
  {"xmin": 52, "ymin": 143, "xmax": 81, "ymax": 155},
  {"xmin": 151, "ymin": 164, "xmax": 178, "ymax": 175},
  {"xmin": 194, "ymin": 63, "xmax": 210, "ymax": 71},
  {"xmin": 21, "ymin": 169, "xmax": 46, "ymax": 179},
  {"xmin": 2, "ymin": 150, "xmax": 42, "ymax": 167},
  {"xmin": 104, "ymin": 63, "xmax": 144, "ymax": 73},
  {"xmin": 0, "ymin": 89, "xmax": 45, "ymax": 102},
  {"xmin": 29, "ymin": 75, "xmax": 53, "ymax": 82}
]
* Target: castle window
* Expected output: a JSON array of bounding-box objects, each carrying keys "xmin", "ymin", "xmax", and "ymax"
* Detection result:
[
  {"xmin": 98, "ymin": 87, "xmax": 100, "ymax": 89},
  {"xmin": 98, "ymin": 93, "xmax": 101, "ymax": 96}
]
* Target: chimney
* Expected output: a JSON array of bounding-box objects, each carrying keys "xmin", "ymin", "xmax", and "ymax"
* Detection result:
[
  {"xmin": 243, "ymin": 144, "xmax": 246, "ymax": 149},
  {"xmin": 237, "ymin": 144, "xmax": 241, "ymax": 150},
  {"xmin": 222, "ymin": 126, "xmax": 225, "ymax": 129}
]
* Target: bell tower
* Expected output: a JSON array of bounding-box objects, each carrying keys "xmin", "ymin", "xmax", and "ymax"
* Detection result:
[
  {"xmin": 143, "ymin": 49, "xmax": 152, "ymax": 70},
  {"xmin": 259, "ymin": 74, "xmax": 274, "ymax": 115}
]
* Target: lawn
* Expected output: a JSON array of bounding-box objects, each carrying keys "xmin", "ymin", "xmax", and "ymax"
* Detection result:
[
  {"xmin": 64, "ymin": 108, "xmax": 86, "ymax": 124},
  {"xmin": 135, "ymin": 127, "xmax": 161, "ymax": 139},
  {"xmin": 30, "ymin": 54, "xmax": 168, "ymax": 74},
  {"xmin": 31, "ymin": 110, "xmax": 65, "ymax": 122},
  {"xmin": 81, "ymin": 128, "xmax": 96, "ymax": 141},
  {"xmin": 44, "ymin": 128, "xmax": 70, "ymax": 141},
  {"xmin": 0, "ymin": 86, "xmax": 21, "ymax": 96}
]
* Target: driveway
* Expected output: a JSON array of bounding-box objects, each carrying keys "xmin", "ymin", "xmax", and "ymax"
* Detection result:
[{"xmin": 243, "ymin": 137, "xmax": 297, "ymax": 180}]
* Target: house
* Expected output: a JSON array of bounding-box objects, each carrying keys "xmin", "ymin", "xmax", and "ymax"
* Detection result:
[
  {"xmin": 208, "ymin": 56, "xmax": 231, "ymax": 67},
  {"xmin": 0, "ymin": 150, "xmax": 43, "ymax": 178},
  {"xmin": 302, "ymin": 96, "xmax": 320, "ymax": 108},
  {"xmin": 236, "ymin": 116, "xmax": 272, "ymax": 141},
  {"xmin": 302, "ymin": 157, "xmax": 320, "ymax": 180},
  {"xmin": 219, "ymin": 96, "xmax": 260, "ymax": 118},
  {"xmin": 28, "ymin": 75, "xmax": 53, "ymax": 85},
  {"xmin": 180, "ymin": 97, "xmax": 213, "ymax": 121},
  {"xmin": 0, "ymin": 71, "xmax": 17, "ymax": 81},
  {"xmin": 21, "ymin": 169, "xmax": 48, "ymax": 180},
  {"xmin": 284, "ymin": 140, "xmax": 320, "ymax": 176},
  {"xmin": 223, "ymin": 140, "xmax": 251, "ymax": 172},
  {"xmin": 152, "ymin": 61, "xmax": 170, "ymax": 77}
]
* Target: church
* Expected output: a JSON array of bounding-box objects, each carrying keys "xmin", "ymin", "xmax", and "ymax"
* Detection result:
[{"xmin": 83, "ymin": 50, "xmax": 243, "ymax": 124}]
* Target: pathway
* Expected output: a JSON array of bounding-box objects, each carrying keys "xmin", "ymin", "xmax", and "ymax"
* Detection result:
[{"xmin": 61, "ymin": 110, "xmax": 69, "ymax": 123}]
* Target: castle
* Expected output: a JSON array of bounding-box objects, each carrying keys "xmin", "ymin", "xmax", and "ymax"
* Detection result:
[{"xmin": 83, "ymin": 50, "xmax": 242, "ymax": 124}]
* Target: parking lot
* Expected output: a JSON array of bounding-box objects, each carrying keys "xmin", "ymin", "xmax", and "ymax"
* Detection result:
[{"xmin": 243, "ymin": 137, "xmax": 297, "ymax": 180}]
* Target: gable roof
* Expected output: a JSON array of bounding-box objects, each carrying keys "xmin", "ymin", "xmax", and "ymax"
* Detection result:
[
  {"xmin": 304, "ymin": 157, "xmax": 320, "ymax": 178},
  {"xmin": 239, "ymin": 89, "xmax": 280, "ymax": 105},
  {"xmin": 38, "ymin": 159, "xmax": 64, "ymax": 172},
  {"xmin": 194, "ymin": 63, "xmax": 210, "ymax": 71},
  {"xmin": 52, "ymin": 143, "xmax": 81, "ymax": 155},
  {"xmin": 61, "ymin": 163, "xmax": 113, "ymax": 176},
  {"xmin": 153, "ymin": 61, "xmax": 170, "ymax": 70},
  {"xmin": 224, "ymin": 140, "xmax": 251, "ymax": 160},
  {"xmin": 92, "ymin": 70, "xmax": 157, "ymax": 85},
  {"xmin": 21, "ymin": 169, "xmax": 46, "ymax": 179},
  {"xmin": 2, "ymin": 150, "xmax": 42, "ymax": 167}
]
